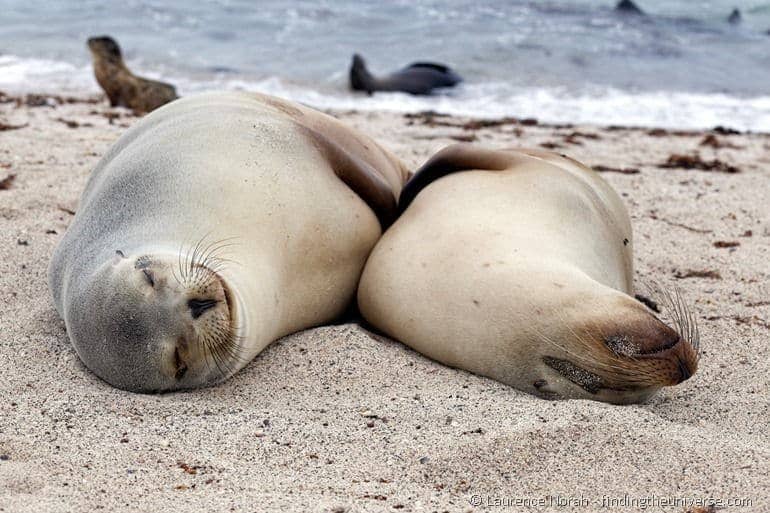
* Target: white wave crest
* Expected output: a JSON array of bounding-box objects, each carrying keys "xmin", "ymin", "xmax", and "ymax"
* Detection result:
[{"xmin": 2, "ymin": 54, "xmax": 769, "ymax": 131}]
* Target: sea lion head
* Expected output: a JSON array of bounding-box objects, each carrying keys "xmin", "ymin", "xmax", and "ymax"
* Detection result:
[
  {"xmin": 533, "ymin": 285, "xmax": 700, "ymax": 404},
  {"xmin": 87, "ymin": 36, "xmax": 123, "ymax": 63},
  {"xmin": 66, "ymin": 246, "xmax": 243, "ymax": 393},
  {"xmin": 349, "ymin": 54, "xmax": 374, "ymax": 94}
]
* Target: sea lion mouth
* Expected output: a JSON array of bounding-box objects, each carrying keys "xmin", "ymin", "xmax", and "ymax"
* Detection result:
[{"xmin": 676, "ymin": 356, "xmax": 692, "ymax": 381}]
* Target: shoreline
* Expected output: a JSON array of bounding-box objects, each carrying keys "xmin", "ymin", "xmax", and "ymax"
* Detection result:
[
  {"xmin": 1, "ymin": 90, "xmax": 769, "ymax": 512},
  {"xmin": 2, "ymin": 88, "xmax": 767, "ymax": 135},
  {"xmin": 0, "ymin": 89, "xmax": 770, "ymax": 137}
]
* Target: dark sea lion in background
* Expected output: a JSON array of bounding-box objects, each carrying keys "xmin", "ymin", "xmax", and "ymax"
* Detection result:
[
  {"xmin": 349, "ymin": 54, "xmax": 462, "ymax": 96},
  {"xmin": 359, "ymin": 145, "xmax": 700, "ymax": 405},
  {"xmin": 727, "ymin": 8, "xmax": 742, "ymax": 25},
  {"xmin": 87, "ymin": 36, "xmax": 178, "ymax": 115},
  {"xmin": 48, "ymin": 91, "xmax": 409, "ymax": 393},
  {"xmin": 615, "ymin": 0, "xmax": 645, "ymax": 16}
]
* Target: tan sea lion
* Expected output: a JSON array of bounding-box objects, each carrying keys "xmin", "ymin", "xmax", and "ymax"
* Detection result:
[
  {"xmin": 358, "ymin": 145, "xmax": 700, "ymax": 404},
  {"xmin": 87, "ymin": 36, "xmax": 178, "ymax": 114},
  {"xmin": 48, "ymin": 91, "xmax": 409, "ymax": 392}
]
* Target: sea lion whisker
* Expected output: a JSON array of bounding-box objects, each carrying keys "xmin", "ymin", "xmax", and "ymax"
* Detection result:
[
  {"xmin": 645, "ymin": 280, "xmax": 686, "ymax": 339},
  {"xmin": 675, "ymin": 287, "xmax": 701, "ymax": 358},
  {"xmin": 218, "ymin": 340, "xmax": 247, "ymax": 365},
  {"xmin": 670, "ymin": 287, "xmax": 688, "ymax": 337},
  {"xmin": 186, "ymin": 235, "xmax": 208, "ymax": 284},
  {"xmin": 537, "ymin": 330, "xmax": 651, "ymax": 387},
  {"xmin": 582, "ymin": 333, "xmax": 661, "ymax": 383},
  {"xmin": 184, "ymin": 233, "xmax": 209, "ymax": 282},
  {"xmin": 685, "ymin": 306, "xmax": 699, "ymax": 358},
  {"xmin": 189, "ymin": 238, "xmax": 240, "ymax": 285},
  {"xmin": 582, "ymin": 317, "xmax": 641, "ymax": 364},
  {"xmin": 197, "ymin": 244, "xmax": 239, "ymax": 275},
  {"xmin": 192, "ymin": 248, "xmax": 215, "ymax": 285},
  {"xmin": 190, "ymin": 240, "xmax": 210, "ymax": 284},
  {"xmin": 188, "ymin": 232, "xmax": 226, "ymax": 279},
  {"xmin": 566, "ymin": 323, "xmax": 617, "ymax": 367},
  {"xmin": 560, "ymin": 315, "xmax": 661, "ymax": 382},
  {"xmin": 201, "ymin": 253, "xmax": 239, "ymax": 271},
  {"xmin": 207, "ymin": 343, "xmax": 228, "ymax": 377},
  {"xmin": 171, "ymin": 267, "xmax": 184, "ymax": 288},
  {"xmin": 679, "ymin": 288, "xmax": 698, "ymax": 352},
  {"xmin": 176, "ymin": 238, "xmax": 192, "ymax": 285},
  {"xmin": 195, "ymin": 319, "xmax": 247, "ymax": 373},
  {"xmin": 216, "ymin": 333, "xmax": 248, "ymax": 370},
  {"xmin": 555, "ymin": 313, "xmax": 637, "ymax": 374},
  {"xmin": 532, "ymin": 326, "xmax": 628, "ymax": 377},
  {"xmin": 201, "ymin": 330, "xmax": 236, "ymax": 376},
  {"xmin": 654, "ymin": 282, "xmax": 698, "ymax": 356}
]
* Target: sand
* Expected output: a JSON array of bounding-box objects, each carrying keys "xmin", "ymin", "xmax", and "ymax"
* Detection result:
[{"xmin": 0, "ymin": 93, "xmax": 768, "ymax": 513}]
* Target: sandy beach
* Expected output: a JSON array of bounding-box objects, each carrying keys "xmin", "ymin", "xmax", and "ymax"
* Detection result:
[{"xmin": 1, "ymin": 92, "xmax": 768, "ymax": 512}]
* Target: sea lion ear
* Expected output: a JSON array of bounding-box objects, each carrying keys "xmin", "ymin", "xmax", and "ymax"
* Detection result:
[{"xmin": 398, "ymin": 144, "xmax": 511, "ymax": 214}]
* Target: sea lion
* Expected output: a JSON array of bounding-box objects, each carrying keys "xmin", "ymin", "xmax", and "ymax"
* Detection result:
[
  {"xmin": 87, "ymin": 36, "xmax": 178, "ymax": 114},
  {"xmin": 349, "ymin": 54, "xmax": 462, "ymax": 96},
  {"xmin": 615, "ymin": 0, "xmax": 645, "ymax": 16},
  {"xmin": 48, "ymin": 91, "xmax": 409, "ymax": 393},
  {"xmin": 358, "ymin": 145, "xmax": 700, "ymax": 404}
]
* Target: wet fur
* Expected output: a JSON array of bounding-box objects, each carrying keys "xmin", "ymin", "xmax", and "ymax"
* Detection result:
[{"xmin": 349, "ymin": 54, "xmax": 462, "ymax": 96}]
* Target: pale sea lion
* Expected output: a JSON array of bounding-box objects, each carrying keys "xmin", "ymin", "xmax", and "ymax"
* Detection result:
[
  {"xmin": 358, "ymin": 145, "xmax": 699, "ymax": 404},
  {"xmin": 87, "ymin": 36, "xmax": 178, "ymax": 114},
  {"xmin": 49, "ymin": 91, "xmax": 409, "ymax": 392},
  {"xmin": 349, "ymin": 54, "xmax": 462, "ymax": 96}
]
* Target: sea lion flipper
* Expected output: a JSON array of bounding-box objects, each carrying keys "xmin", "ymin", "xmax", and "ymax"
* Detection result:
[
  {"xmin": 311, "ymin": 130, "xmax": 398, "ymax": 229},
  {"xmin": 398, "ymin": 144, "xmax": 511, "ymax": 214}
]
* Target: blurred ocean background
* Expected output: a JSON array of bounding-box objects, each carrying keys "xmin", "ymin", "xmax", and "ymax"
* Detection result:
[{"xmin": 1, "ymin": 0, "xmax": 770, "ymax": 130}]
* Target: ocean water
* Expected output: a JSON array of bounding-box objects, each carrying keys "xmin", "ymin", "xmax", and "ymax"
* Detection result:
[{"xmin": 2, "ymin": 0, "xmax": 770, "ymax": 130}]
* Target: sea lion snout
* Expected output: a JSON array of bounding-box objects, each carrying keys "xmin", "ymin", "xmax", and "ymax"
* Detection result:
[
  {"xmin": 539, "ymin": 292, "xmax": 700, "ymax": 402},
  {"xmin": 600, "ymin": 304, "xmax": 699, "ymax": 388},
  {"xmin": 87, "ymin": 36, "xmax": 121, "ymax": 59}
]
